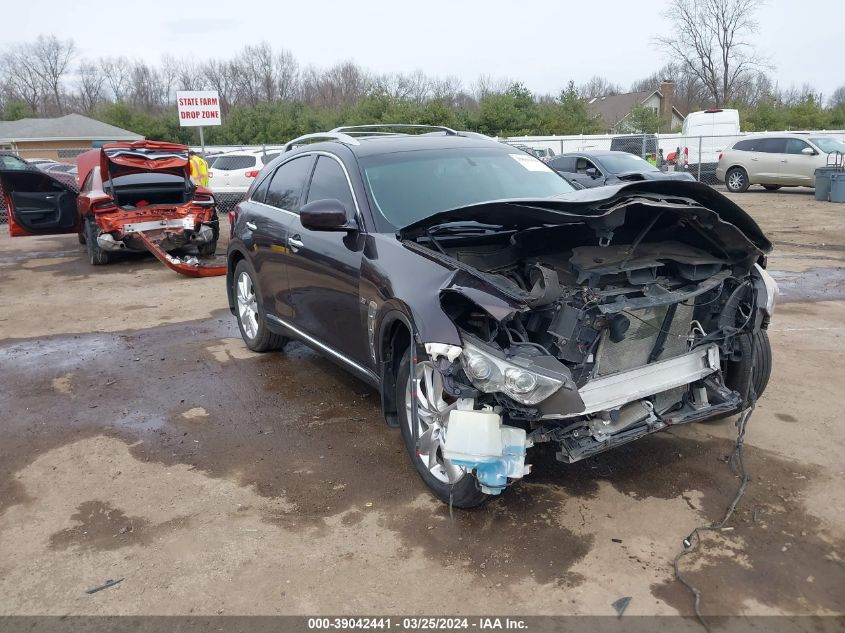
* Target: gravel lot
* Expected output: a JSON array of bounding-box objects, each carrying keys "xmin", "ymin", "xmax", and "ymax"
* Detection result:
[{"xmin": 0, "ymin": 189, "xmax": 843, "ymax": 618}]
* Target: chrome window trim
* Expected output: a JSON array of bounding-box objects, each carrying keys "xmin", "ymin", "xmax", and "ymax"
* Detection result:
[
  {"xmin": 247, "ymin": 150, "xmax": 364, "ymax": 228},
  {"xmin": 266, "ymin": 314, "xmax": 377, "ymax": 382}
]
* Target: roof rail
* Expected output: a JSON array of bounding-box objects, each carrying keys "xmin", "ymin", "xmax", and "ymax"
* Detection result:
[
  {"xmin": 283, "ymin": 132, "xmax": 361, "ymax": 152},
  {"xmin": 331, "ymin": 124, "xmax": 458, "ymax": 136}
]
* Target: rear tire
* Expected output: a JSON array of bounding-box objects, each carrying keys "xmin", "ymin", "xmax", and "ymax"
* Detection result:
[
  {"xmin": 763, "ymin": 185, "xmax": 782, "ymax": 191},
  {"xmin": 396, "ymin": 349, "xmax": 489, "ymax": 509},
  {"xmin": 84, "ymin": 217, "xmax": 110, "ymax": 266},
  {"xmin": 726, "ymin": 167, "xmax": 750, "ymax": 193},
  {"xmin": 233, "ymin": 259, "xmax": 288, "ymax": 352},
  {"xmin": 197, "ymin": 240, "xmax": 217, "ymax": 257}
]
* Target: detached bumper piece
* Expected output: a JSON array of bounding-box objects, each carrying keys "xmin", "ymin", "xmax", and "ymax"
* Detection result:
[
  {"xmin": 443, "ymin": 403, "xmax": 532, "ymax": 495},
  {"xmin": 134, "ymin": 230, "xmax": 226, "ymax": 278}
]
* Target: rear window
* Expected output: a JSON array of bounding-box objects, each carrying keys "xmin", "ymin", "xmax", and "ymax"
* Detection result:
[
  {"xmin": 110, "ymin": 173, "xmax": 186, "ymax": 187},
  {"xmin": 262, "ymin": 152, "xmax": 279, "ymax": 164},
  {"xmin": 212, "ymin": 155, "xmax": 257, "ymax": 170}
]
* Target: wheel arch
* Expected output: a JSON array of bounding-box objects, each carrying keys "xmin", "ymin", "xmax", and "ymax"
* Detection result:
[{"xmin": 376, "ymin": 308, "xmax": 416, "ymax": 427}]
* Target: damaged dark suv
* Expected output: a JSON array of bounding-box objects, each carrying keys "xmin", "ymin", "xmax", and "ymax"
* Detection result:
[{"xmin": 227, "ymin": 125, "xmax": 777, "ymax": 508}]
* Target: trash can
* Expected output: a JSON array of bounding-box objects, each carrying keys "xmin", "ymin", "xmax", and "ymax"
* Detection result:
[
  {"xmin": 830, "ymin": 172, "xmax": 845, "ymax": 203},
  {"xmin": 815, "ymin": 167, "xmax": 837, "ymax": 201}
]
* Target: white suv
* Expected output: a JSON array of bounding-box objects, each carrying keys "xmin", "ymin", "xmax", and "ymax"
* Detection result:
[
  {"xmin": 208, "ymin": 149, "xmax": 281, "ymax": 195},
  {"xmin": 717, "ymin": 134, "xmax": 845, "ymax": 192}
]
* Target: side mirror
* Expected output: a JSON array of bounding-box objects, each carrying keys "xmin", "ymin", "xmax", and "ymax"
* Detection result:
[
  {"xmin": 801, "ymin": 147, "xmax": 816, "ymax": 156},
  {"xmin": 299, "ymin": 198, "xmax": 356, "ymax": 232},
  {"xmin": 585, "ymin": 167, "xmax": 599, "ymax": 178}
]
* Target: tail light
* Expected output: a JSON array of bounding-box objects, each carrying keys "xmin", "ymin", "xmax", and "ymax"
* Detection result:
[
  {"xmin": 683, "ymin": 147, "xmax": 689, "ymax": 167},
  {"xmin": 91, "ymin": 199, "xmax": 117, "ymax": 213},
  {"xmin": 192, "ymin": 192, "xmax": 216, "ymax": 206},
  {"xmin": 718, "ymin": 152, "xmax": 723, "ymax": 161},
  {"xmin": 229, "ymin": 207, "xmax": 238, "ymax": 239},
  {"xmin": 245, "ymin": 170, "xmax": 259, "ymax": 178}
]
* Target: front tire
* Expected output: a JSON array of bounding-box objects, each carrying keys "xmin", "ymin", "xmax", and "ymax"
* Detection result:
[
  {"xmin": 84, "ymin": 217, "xmax": 110, "ymax": 266},
  {"xmin": 726, "ymin": 167, "xmax": 750, "ymax": 193},
  {"xmin": 233, "ymin": 259, "xmax": 288, "ymax": 352},
  {"xmin": 396, "ymin": 349, "xmax": 488, "ymax": 509}
]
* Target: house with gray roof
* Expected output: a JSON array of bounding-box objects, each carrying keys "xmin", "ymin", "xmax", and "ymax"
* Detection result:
[
  {"xmin": 586, "ymin": 81, "xmax": 685, "ymax": 133},
  {"xmin": 0, "ymin": 113, "xmax": 143, "ymax": 162}
]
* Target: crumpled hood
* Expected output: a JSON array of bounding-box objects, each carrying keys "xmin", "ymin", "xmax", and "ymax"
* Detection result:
[{"xmin": 398, "ymin": 180, "xmax": 771, "ymax": 254}]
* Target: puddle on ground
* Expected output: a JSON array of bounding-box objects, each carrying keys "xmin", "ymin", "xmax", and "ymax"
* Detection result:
[{"xmin": 2, "ymin": 316, "xmax": 843, "ymax": 609}]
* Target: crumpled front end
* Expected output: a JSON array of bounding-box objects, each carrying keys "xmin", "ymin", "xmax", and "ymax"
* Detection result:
[{"xmin": 405, "ymin": 185, "xmax": 776, "ymax": 493}]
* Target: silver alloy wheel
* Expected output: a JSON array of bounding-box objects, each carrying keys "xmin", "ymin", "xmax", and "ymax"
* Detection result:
[
  {"xmin": 728, "ymin": 170, "xmax": 745, "ymax": 190},
  {"xmin": 405, "ymin": 360, "xmax": 466, "ymax": 485},
  {"xmin": 236, "ymin": 271, "xmax": 259, "ymax": 340}
]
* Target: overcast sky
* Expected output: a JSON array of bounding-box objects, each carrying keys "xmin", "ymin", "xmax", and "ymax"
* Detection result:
[{"xmin": 4, "ymin": 0, "xmax": 843, "ymax": 98}]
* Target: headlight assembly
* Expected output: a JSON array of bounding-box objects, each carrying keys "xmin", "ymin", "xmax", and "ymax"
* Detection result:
[
  {"xmin": 460, "ymin": 339, "xmax": 565, "ymax": 406},
  {"xmin": 753, "ymin": 263, "xmax": 779, "ymax": 316}
]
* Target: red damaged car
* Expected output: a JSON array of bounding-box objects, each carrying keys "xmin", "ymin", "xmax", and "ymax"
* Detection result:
[{"xmin": 0, "ymin": 141, "xmax": 218, "ymax": 266}]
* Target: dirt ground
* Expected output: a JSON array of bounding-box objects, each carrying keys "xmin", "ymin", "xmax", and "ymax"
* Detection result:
[{"xmin": 0, "ymin": 189, "xmax": 843, "ymax": 618}]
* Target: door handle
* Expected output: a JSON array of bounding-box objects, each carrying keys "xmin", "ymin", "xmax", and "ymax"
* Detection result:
[
  {"xmin": 246, "ymin": 221, "xmax": 257, "ymax": 230},
  {"xmin": 750, "ymin": 157, "xmax": 758, "ymax": 161},
  {"xmin": 288, "ymin": 235, "xmax": 304, "ymax": 252},
  {"xmin": 780, "ymin": 159, "xmax": 787, "ymax": 163}
]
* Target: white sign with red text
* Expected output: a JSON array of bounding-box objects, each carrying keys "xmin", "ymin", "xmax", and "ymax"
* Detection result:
[{"xmin": 176, "ymin": 90, "xmax": 222, "ymax": 127}]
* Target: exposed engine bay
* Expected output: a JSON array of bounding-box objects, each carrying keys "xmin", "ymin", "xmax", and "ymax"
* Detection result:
[{"xmin": 401, "ymin": 189, "xmax": 776, "ymax": 494}]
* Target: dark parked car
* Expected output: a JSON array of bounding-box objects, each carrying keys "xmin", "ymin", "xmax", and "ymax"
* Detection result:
[
  {"xmin": 227, "ymin": 125, "xmax": 776, "ymax": 508},
  {"xmin": 547, "ymin": 150, "xmax": 696, "ymax": 189}
]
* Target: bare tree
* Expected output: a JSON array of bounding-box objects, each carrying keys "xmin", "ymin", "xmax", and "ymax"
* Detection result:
[
  {"xmin": 472, "ymin": 74, "xmax": 510, "ymax": 100},
  {"xmin": 0, "ymin": 35, "xmax": 76, "ymax": 115},
  {"xmin": 1, "ymin": 49, "xmax": 43, "ymax": 114},
  {"xmin": 579, "ymin": 76, "xmax": 622, "ymax": 99},
  {"xmin": 658, "ymin": 0, "xmax": 766, "ymax": 106},
  {"xmin": 31, "ymin": 35, "xmax": 76, "ymax": 113},
  {"xmin": 275, "ymin": 48, "xmax": 298, "ymax": 101},
  {"xmin": 77, "ymin": 60, "xmax": 105, "ymax": 113},
  {"xmin": 99, "ymin": 56, "xmax": 132, "ymax": 102},
  {"xmin": 312, "ymin": 61, "xmax": 370, "ymax": 108},
  {"xmin": 236, "ymin": 43, "xmax": 275, "ymax": 106},
  {"xmin": 202, "ymin": 58, "xmax": 239, "ymax": 113},
  {"xmin": 830, "ymin": 85, "xmax": 845, "ymax": 109}
]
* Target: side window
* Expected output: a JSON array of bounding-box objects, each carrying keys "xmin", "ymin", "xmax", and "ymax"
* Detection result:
[
  {"xmin": 576, "ymin": 157, "xmax": 598, "ymax": 174},
  {"xmin": 756, "ymin": 138, "xmax": 787, "ymax": 154},
  {"xmin": 305, "ymin": 156, "xmax": 356, "ymax": 213},
  {"xmin": 733, "ymin": 139, "xmax": 755, "ymax": 151},
  {"xmin": 250, "ymin": 174, "xmax": 271, "ymax": 203},
  {"xmin": 785, "ymin": 138, "xmax": 811, "ymax": 155},
  {"xmin": 265, "ymin": 156, "xmax": 313, "ymax": 212}
]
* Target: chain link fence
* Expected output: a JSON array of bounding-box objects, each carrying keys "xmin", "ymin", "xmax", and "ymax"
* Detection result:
[
  {"xmin": 505, "ymin": 131, "xmax": 845, "ymax": 185},
  {"xmin": 4, "ymin": 132, "xmax": 845, "ymax": 225}
]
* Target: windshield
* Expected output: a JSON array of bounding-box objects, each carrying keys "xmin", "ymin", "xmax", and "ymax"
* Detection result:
[
  {"xmin": 600, "ymin": 153, "xmax": 659, "ymax": 174},
  {"xmin": 360, "ymin": 147, "xmax": 574, "ymax": 229},
  {"xmin": 809, "ymin": 137, "xmax": 845, "ymax": 154}
]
